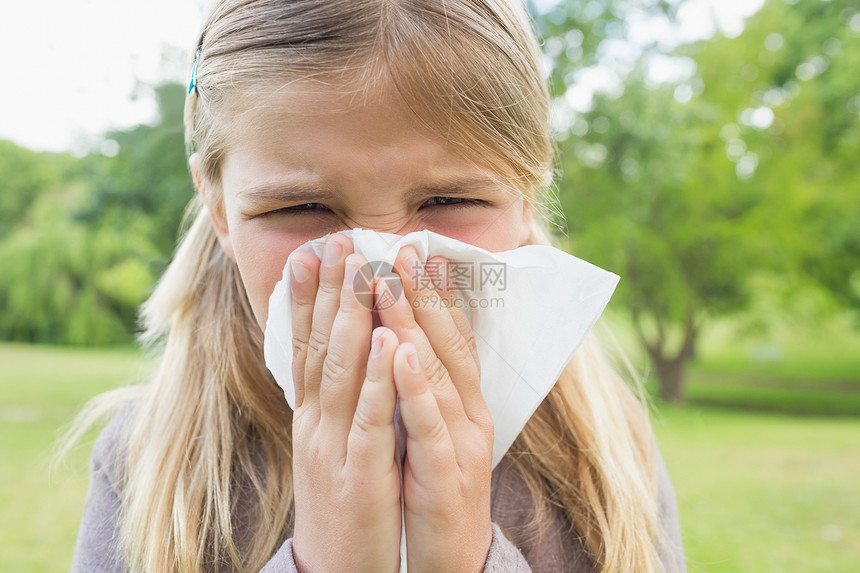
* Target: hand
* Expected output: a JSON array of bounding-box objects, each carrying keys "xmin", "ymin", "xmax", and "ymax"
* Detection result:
[
  {"xmin": 377, "ymin": 246, "xmax": 495, "ymax": 573},
  {"xmin": 289, "ymin": 233, "xmax": 402, "ymax": 573}
]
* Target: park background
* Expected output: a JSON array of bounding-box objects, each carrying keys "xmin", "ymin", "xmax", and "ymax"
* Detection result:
[{"xmin": 1, "ymin": 0, "xmax": 858, "ymax": 571}]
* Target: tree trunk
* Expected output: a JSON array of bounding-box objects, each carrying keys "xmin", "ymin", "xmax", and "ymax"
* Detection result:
[
  {"xmin": 631, "ymin": 307, "xmax": 700, "ymax": 404},
  {"xmin": 653, "ymin": 355, "xmax": 687, "ymax": 403}
]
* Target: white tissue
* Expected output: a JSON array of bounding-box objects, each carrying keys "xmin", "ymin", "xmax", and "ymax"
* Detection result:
[{"xmin": 263, "ymin": 227, "xmax": 619, "ymax": 571}]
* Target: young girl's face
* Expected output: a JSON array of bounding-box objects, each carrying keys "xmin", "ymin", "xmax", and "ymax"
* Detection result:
[{"xmin": 199, "ymin": 81, "xmax": 533, "ymax": 330}]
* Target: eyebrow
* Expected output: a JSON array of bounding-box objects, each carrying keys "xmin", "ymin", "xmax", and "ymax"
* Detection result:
[
  {"xmin": 412, "ymin": 177, "xmax": 502, "ymax": 197},
  {"xmin": 238, "ymin": 177, "xmax": 504, "ymax": 204},
  {"xmin": 239, "ymin": 181, "xmax": 334, "ymax": 204}
]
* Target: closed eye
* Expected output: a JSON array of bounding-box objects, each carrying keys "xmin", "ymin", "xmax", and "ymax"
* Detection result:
[
  {"xmin": 284, "ymin": 202, "xmax": 329, "ymax": 212},
  {"xmin": 262, "ymin": 202, "xmax": 330, "ymax": 216},
  {"xmin": 264, "ymin": 197, "xmax": 486, "ymax": 216},
  {"xmin": 421, "ymin": 197, "xmax": 487, "ymax": 208}
]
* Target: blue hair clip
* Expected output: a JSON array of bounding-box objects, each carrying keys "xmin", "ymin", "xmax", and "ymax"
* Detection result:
[{"xmin": 188, "ymin": 46, "xmax": 201, "ymax": 95}]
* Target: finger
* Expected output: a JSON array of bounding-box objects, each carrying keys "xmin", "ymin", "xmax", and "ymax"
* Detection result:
[
  {"xmin": 391, "ymin": 247, "xmax": 485, "ymax": 424},
  {"xmin": 320, "ymin": 252, "xmax": 374, "ymax": 443},
  {"xmin": 289, "ymin": 250, "xmax": 321, "ymax": 409},
  {"xmin": 427, "ymin": 257, "xmax": 490, "ymax": 431},
  {"xmin": 375, "ymin": 273, "xmax": 466, "ymax": 428},
  {"xmin": 425, "ymin": 255, "xmax": 480, "ymax": 368},
  {"xmin": 303, "ymin": 233, "xmax": 354, "ymax": 408},
  {"xmin": 347, "ymin": 327, "xmax": 399, "ymax": 477},
  {"xmin": 392, "ymin": 342, "xmax": 457, "ymax": 483}
]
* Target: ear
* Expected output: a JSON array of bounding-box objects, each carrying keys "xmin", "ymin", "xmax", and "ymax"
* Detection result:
[
  {"xmin": 518, "ymin": 193, "xmax": 534, "ymax": 246},
  {"xmin": 189, "ymin": 153, "xmax": 235, "ymax": 261}
]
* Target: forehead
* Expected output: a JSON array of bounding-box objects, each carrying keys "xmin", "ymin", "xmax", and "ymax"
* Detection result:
[
  {"xmin": 219, "ymin": 78, "xmax": 507, "ymax": 191},
  {"xmin": 231, "ymin": 78, "xmax": 427, "ymax": 148}
]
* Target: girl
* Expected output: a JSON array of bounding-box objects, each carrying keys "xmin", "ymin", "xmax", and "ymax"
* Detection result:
[{"xmin": 70, "ymin": 1, "xmax": 685, "ymax": 571}]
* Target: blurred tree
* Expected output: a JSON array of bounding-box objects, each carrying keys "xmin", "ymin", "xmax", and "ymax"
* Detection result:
[
  {"xmin": 559, "ymin": 70, "xmax": 773, "ymax": 402},
  {"xmin": 527, "ymin": 0, "xmax": 674, "ymax": 97},
  {"xmin": 689, "ymin": 0, "xmax": 860, "ymax": 318},
  {"xmin": 0, "ymin": 175, "xmax": 158, "ymax": 344},
  {"xmin": 0, "ymin": 83, "xmax": 188, "ymax": 345},
  {"xmin": 758, "ymin": 1, "xmax": 860, "ymax": 317},
  {"xmin": 82, "ymin": 82, "xmax": 191, "ymax": 261},
  {"xmin": 542, "ymin": 0, "xmax": 860, "ymax": 400},
  {"xmin": 695, "ymin": 0, "xmax": 860, "ymax": 310},
  {"xmin": 0, "ymin": 141, "xmax": 59, "ymax": 237}
]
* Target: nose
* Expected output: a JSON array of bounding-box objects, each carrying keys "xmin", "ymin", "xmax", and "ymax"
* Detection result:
[{"xmin": 340, "ymin": 209, "xmax": 430, "ymax": 237}]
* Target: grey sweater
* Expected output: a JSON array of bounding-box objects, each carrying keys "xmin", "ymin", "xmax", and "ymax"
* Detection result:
[{"xmin": 71, "ymin": 404, "xmax": 686, "ymax": 572}]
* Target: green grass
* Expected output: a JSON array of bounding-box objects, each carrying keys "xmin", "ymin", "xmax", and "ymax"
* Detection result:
[
  {"xmin": 0, "ymin": 343, "xmax": 151, "ymax": 573},
  {"xmin": 653, "ymin": 405, "xmax": 860, "ymax": 573},
  {"xmin": 1, "ymin": 342, "xmax": 859, "ymax": 572}
]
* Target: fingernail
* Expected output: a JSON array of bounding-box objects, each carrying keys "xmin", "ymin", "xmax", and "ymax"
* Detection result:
[
  {"xmin": 406, "ymin": 346, "xmax": 420, "ymax": 372},
  {"xmin": 323, "ymin": 238, "xmax": 342, "ymax": 266},
  {"xmin": 290, "ymin": 260, "xmax": 310, "ymax": 283},
  {"xmin": 371, "ymin": 332, "xmax": 385, "ymax": 357},
  {"xmin": 344, "ymin": 255, "xmax": 359, "ymax": 287},
  {"xmin": 404, "ymin": 250, "xmax": 422, "ymax": 277}
]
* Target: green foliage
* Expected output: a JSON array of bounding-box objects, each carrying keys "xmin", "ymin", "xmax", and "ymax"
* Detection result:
[
  {"xmin": 0, "ymin": 82, "xmax": 188, "ymax": 345},
  {"xmin": 0, "ymin": 141, "xmax": 59, "ymax": 236},
  {"xmin": 528, "ymin": 0, "xmax": 673, "ymax": 97},
  {"xmin": 82, "ymin": 83, "xmax": 191, "ymax": 258},
  {"xmin": 689, "ymin": 0, "xmax": 860, "ymax": 312},
  {"xmin": 562, "ymin": 74, "xmax": 769, "ymax": 320},
  {"xmin": 0, "ymin": 185, "xmax": 158, "ymax": 345},
  {"xmin": 540, "ymin": 0, "xmax": 860, "ymax": 398}
]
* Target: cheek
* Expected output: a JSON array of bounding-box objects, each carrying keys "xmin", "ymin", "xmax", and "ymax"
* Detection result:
[
  {"xmin": 429, "ymin": 209, "xmax": 523, "ymax": 253},
  {"xmin": 230, "ymin": 226, "xmax": 318, "ymax": 329}
]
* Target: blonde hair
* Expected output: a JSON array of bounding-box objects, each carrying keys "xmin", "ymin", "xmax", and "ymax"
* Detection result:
[{"xmin": 67, "ymin": 1, "xmax": 671, "ymax": 571}]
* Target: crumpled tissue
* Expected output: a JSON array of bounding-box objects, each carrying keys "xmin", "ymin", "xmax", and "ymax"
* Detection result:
[{"xmin": 263, "ymin": 227, "xmax": 619, "ymax": 571}]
